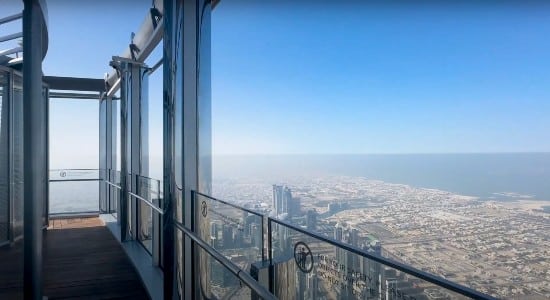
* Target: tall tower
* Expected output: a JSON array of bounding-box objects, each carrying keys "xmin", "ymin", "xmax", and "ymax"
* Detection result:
[
  {"xmin": 283, "ymin": 186, "xmax": 293, "ymax": 215},
  {"xmin": 272, "ymin": 185, "xmax": 284, "ymax": 215},
  {"xmin": 306, "ymin": 210, "xmax": 317, "ymax": 231}
]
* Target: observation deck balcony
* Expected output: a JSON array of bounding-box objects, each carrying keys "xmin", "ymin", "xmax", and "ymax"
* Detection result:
[{"xmin": 0, "ymin": 217, "xmax": 148, "ymax": 299}]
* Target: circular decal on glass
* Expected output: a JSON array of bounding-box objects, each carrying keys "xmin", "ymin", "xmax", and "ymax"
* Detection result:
[{"xmin": 294, "ymin": 242, "xmax": 314, "ymax": 273}]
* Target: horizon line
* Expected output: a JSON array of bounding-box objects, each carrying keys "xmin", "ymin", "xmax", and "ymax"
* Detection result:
[{"xmin": 211, "ymin": 151, "xmax": 550, "ymax": 156}]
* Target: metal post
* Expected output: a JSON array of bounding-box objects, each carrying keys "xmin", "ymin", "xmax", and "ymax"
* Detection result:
[
  {"xmin": 7, "ymin": 69, "xmax": 13, "ymax": 244},
  {"xmin": 267, "ymin": 220, "xmax": 274, "ymax": 293},
  {"xmin": 163, "ymin": 0, "xmax": 211, "ymax": 298},
  {"xmin": 22, "ymin": 0, "xmax": 47, "ymax": 298},
  {"xmin": 99, "ymin": 96, "xmax": 107, "ymax": 213},
  {"xmin": 152, "ymin": 178, "xmax": 161, "ymax": 266},
  {"xmin": 162, "ymin": 1, "xmax": 175, "ymax": 298},
  {"xmin": 119, "ymin": 64, "xmax": 129, "ymax": 240},
  {"xmin": 43, "ymin": 85, "xmax": 49, "ymax": 229}
]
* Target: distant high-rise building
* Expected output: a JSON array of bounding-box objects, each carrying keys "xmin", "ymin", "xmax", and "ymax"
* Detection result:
[
  {"xmin": 290, "ymin": 196, "xmax": 301, "ymax": 217},
  {"xmin": 333, "ymin": 222, "xmax": 355, "ymax": 299},
  {"xmin": 362, "ymin": 237, "xmax": 383, "ymax": 298},
  {"xmin": 306, "ymin": 210, "xmax": 317, "ymax": 231},
  {"xmin": 210, "ymin": 222, "xmax": 219, "ymax": 247},
  {"xmin": 306, "ymin": 270, "xmax": 319, "ymax": 300},
  {"xmin": 250, "ymin": 224, "xmax": 262, "ymax": 250},
  {"xmin": 273, "ymin": 185, "xmax": 296, "ymax": 216},
  {"xmin": 282, "ymin": 186, "xmax": 292, "ymax": 215},
  {"xmin": 273, "ymin": 185, "xmax": 284, "ymax": 215},
  {"xmin": 222, "ymin": 224, "xmax": 234, "ymax": 249}
]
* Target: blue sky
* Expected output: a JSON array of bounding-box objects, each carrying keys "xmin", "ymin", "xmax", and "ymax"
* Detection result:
[
  {"xmin": 213, "ymin": 1, "xmax": 550, "ymax": 154},
  {"xmin": 3, "ymin": 0, "xmax": 550, "ymax": 169}
]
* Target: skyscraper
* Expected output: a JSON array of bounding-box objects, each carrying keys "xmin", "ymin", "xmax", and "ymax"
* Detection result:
[
  {"xmin": 306, "ymin": 210, "xmax": 317, "ymax": 231},
  {"xmin": 283, "ymin": 186, "xmax": 293, "ymax": 215},
  {"xmin": 273, "ymin": 185, "xmax": 295, "ymax": 216},
  {"xmin": 272, "ymin": 185, "xmax": 284, "ymax": 215}
]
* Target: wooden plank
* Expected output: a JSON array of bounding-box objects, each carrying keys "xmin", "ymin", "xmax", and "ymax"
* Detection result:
[{"xmin": 0, "ymin": 218, "xmax": 150, "ymax": 299}]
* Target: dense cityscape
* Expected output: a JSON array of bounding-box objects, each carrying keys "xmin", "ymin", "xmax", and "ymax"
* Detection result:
[{"xmin": 210, "ymin": 175, "xmax": 550, "ymax": 299}]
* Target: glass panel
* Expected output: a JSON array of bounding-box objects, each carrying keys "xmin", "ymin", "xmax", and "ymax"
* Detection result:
[
  {"xmin": 49, "ymin": 182, "xmax": 99, "ymax": 214},
  {"xmin": 195, "ymin": 193, "xmax": 264, "ymax": 273},
  {"xmin": 136, "ymin": 175, "xmax": 162, "ymax": 254},
  {"xmin": 0, "ymin": 71, "xmax": 8, "ymax": 243},
  {"xmin": 270, "ymin": 220, "xmax": 473, "ymax": 300},
  {"xmin": 0, "ymin": 70, "xmax": 23, "ymax": 299},
  {"xmin": 138, "ymin": 199, "xmax": 153, "ymax": 253},
  {"xmin": 109, "ymin": 169, "xmax": 120, "ymax": 216},
  {"xmin": 11, "ymin": 74, "xmax": 23, "ymax": 239},
  {"xmin": 196, "ymin": 245, "xmax": 254, "ymax": 299},
  {"xmin": 48, "ymin": 169, "xmax": 99, "ymax": 214}
]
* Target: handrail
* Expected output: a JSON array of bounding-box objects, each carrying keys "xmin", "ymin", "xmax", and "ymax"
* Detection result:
[
  {"xmin": 193, "ymin": 191, "xmax": 266, "ymax": 260},
  {"xmin": 134, "ymin": 173, "xmax": 162, "ymax": 183},
  {"xmin": 128, "ymin": 191, "xmax": 163, "ymax": 215},
  {"xmin": 173, "ymin": 221, "xmax": 277, "ymax": 300},
  {"xmin": 50, "ymin": 168, "xmax": 100, "ymax": 171},
  {"xmin": 49, "ymin": 178, "xmax": 100, "ymax": 182},
  {"xmin": 194, "ymin": 191, "xmax": 263, "ymax": 217},
  {"xmin": 268, "ymin": 217, "xmax": 497, "ymax": 300},
  {"xmin": 104, "ymin": 180, "xmax": 121, "ymax": 190}
]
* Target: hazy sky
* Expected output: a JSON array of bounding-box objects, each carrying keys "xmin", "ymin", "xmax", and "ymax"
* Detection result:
[{"xmin": 3, "ymin": 0, "xmax": 550, "ymax": 170}]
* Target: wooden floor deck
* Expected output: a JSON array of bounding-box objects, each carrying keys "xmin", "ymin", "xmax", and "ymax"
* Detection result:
[{"xmin": 0, "ymin": 217, "xmax": 150, "ymax": 299}]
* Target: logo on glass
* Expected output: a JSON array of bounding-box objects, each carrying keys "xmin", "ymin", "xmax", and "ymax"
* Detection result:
[
  {"xmin": 294, "ymin": 242, "xmax": 313, "ymax": 273},
  {"xmin": 201, "ymin": 200, "xmax": 208, "ymax": 217}
]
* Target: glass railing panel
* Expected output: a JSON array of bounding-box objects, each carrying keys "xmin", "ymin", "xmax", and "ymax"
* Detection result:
[
  {"xmin": 135, "ymin": 175, "xmax": 162, "ymax": 255},
  {"xmin": 194, "ymin": 192, "xmax": 264, "ymax": 273},
  {"xmin": 138, "ymin": 200, "xmax": 154, "ymax": 254},
  {"xmin": 174, "ymin": 220, "xmax": 275, "ymax": 300},
  {"xmin": 49, "ymin": 181, "xmax": 99, "ymax": 214},
  {"xmin": 107, "ymin": 169, "xmax": 121, "ymax": 216},
  {"xmin": 49, "ymin": 169, "xmax": 100, "ymax": 214},
  {"xmin": 269, "ymin": 219, "xmax": 481, "ymax": 300},
  {"xmin": 196, "ymin": 245, "xmax": 255, "ymax": 299}
]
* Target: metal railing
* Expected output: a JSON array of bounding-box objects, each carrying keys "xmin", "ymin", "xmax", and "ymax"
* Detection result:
[
  {"xmin": 44, "ymin": 169, "xmax": 498, "ymax": 299},
  {"xmin": 193, "ymin": 191, "xmax": 265, "ymax": 260},
  {"xmin": 195, "ymin": 191, "xmax": 497, "ymax": 300},
  {"xmin": 173, "ymin": 221, "xmax": 276, "ymax": 300},
  {"xmin": 48, "ymin": 169, "xmax": 101, "ymax": 215},
  {"xmin": 268, "ymin": 216, "xmax": 497, "ymax": 300}
]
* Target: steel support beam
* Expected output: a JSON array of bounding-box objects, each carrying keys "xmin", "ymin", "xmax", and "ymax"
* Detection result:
[
  {"xmin": 0, "ymin": 12, "xmax": 22, "ymax": 25},
  {"xmin": 114, "ymin": 58, "xmax": 149, "ymax": 242},
  {"xmin": 105, "ymin": 0, "xmax": 163, "ymax": 95},
  {"xmin": 162, "ymin": 1, "xmax": 175, "ymax": 298},
  {"xmin": 43, "ymin": 76, "xmax": 105, "ymax": 92},
  {"xmin": 22, "ymin": 0, "xmax": 48, "ymax": 299},
  {"xmin": 0, "ymin": 32, "xmax": 23, "ymax": 43}
]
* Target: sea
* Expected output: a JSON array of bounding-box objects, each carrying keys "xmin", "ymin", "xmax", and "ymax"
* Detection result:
[{"xmin": 213, "ymin": 153, "xmax": 550, "ymax": 201}]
